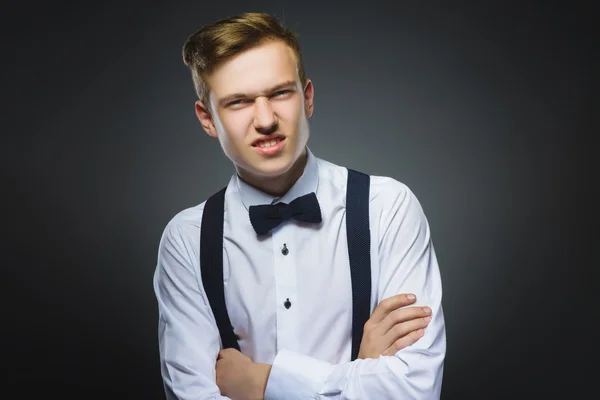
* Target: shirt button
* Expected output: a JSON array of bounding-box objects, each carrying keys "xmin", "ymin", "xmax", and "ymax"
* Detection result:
[
  {"xmin": 281, "ymin": 243, "xmax": 289, "ymax": 256},
  {"xmin": 284, "ymin": 298, "xmax": 292, "ymax": 309}
]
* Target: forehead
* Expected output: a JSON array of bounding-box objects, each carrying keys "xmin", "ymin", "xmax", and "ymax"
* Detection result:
[{"xmin": 208, "ymin": 40, "xmax": 299, "ymax": 98}]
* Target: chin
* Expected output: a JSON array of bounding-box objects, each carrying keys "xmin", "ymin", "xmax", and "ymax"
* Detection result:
[
  {"xmin": 236, "ymin": 153, "xmax": 292, "ymax": 178},
  {"xmin": 254, "ymin": 158, "xmax": 295, "ymax": 178}
]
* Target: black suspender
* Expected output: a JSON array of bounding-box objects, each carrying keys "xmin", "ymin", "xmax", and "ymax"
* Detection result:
[
  {"xmin": 200, "ymin": 168, "xmax": 371, "ymax": 361},
  {"xmin": 200, "ymin": 187, "xmax": 240, "ymax": 351},
  {"xmin": 345, "ymin": 169, "xmax": 372, "ymax": 361}
]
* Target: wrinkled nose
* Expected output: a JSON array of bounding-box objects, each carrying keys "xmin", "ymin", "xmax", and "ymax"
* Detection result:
[{"xmin": 253, "ymin": 97, "xmax": 278, "ymax": 134}]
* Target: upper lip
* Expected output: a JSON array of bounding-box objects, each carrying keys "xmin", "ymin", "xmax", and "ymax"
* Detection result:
[{"xmin": 251, "ymin": 134, "xmax": 285, "ymax": 146}]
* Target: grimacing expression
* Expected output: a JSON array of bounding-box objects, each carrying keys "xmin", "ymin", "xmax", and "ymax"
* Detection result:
[{"xmin": 195, "ymin": 40, "xmax": 314, "ymax": 179}]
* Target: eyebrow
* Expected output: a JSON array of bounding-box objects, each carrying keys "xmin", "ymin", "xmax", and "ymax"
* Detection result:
[{"xmin": 218, "ymin": 80, "xmax": 298, "ymax": 106}]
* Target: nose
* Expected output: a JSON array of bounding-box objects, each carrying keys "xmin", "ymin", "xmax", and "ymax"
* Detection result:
[{"xmin": 253, "ymin": 97, "xmax": 278, "ymax": 135}]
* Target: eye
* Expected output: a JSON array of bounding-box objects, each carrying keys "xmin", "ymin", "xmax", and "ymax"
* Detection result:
[
  {"xmin": 271, "ymin": 90, "xmax": 292, "ymax": 98},
  {"xmin": 227, "ymin": 99, "xmax": 249, "ymax": 108}
]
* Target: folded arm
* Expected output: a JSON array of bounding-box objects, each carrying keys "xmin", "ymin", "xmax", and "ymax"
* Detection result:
[{"xmin": 264, "ymin": 182, "xmax": 446, "ymax": 400}]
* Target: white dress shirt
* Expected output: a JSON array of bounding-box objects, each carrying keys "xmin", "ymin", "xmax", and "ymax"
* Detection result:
[{"xmin": 153, "ymin": 148, "xmax": 446, "ymax": 399}]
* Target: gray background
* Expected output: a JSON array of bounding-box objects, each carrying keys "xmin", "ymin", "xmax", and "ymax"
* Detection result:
[{"xmin": 3, "ymin": 1, "xmax": 593, "ymax": 398}]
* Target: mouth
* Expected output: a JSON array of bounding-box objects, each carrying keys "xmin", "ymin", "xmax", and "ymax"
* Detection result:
[
  {"xmin": 251, "ymin": 134, "xmax": 285, "ymax": 149},
  {"xmin": 251, "ymin": 134, "xmax": 286, "ymax": 156}
]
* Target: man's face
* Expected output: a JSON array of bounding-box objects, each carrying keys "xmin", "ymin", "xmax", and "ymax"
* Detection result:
[{"xmin": 196, "ymin": 40, "xmax": 314, "ymax": 180}]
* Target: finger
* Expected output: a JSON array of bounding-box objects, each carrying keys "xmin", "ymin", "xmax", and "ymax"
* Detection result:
[
  {"xmin": 382, "ymin": 315, "xmax": 432, "ymax": 347},
  {"xmin": 381, "ymin": 328, "xmax": 425, "ymax": 356},
  {"xmin": 368, "ymin": 293, "xmax": 417, "ymax": 325},
  {"xmin": 377, "ymin": 306, "xmax": 432, "ymax": 335},
  {"xmin": 218, "ymin": 348, "xmax": 232, "ymax": 359}
]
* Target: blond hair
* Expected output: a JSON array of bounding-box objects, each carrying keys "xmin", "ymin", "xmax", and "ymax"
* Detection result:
[{"xmin": 182, "ymin": 12, "xmax": 306, "ymax": 109}]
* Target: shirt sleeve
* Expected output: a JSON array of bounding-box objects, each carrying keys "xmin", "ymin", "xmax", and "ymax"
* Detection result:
[
  {"xmin": 153, "ymin": 218, "xmax": 232, "ymax": 400},
  {"xmin": 264, "ymin": 181, "xmax": 446, "ymax": 400}
]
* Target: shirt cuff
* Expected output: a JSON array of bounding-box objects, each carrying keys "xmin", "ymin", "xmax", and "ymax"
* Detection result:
[{"xmin": 264, "ymin": 349, "xmax": 335, "ymax": 400}]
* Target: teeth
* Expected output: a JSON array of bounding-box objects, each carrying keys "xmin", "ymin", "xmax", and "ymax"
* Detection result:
[{"xmin": 258, "ymin": 139, "xmax": 279, "ymax": 148}]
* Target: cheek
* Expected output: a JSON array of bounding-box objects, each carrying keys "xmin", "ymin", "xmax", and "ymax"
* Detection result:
[
  {"xmin": 216, "ymin": 111, "xmax": 252, "ymax": 144},
  {"xmin": 275, "ymin": 99, "xmax": 304, "ymax": 126}
]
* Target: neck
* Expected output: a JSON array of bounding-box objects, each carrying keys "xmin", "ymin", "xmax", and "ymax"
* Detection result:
[{"xmin": 238, "ymin": 149, "xmax": 308, "ymax": 197}]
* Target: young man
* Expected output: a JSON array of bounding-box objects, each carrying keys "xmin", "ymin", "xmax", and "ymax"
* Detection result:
[{"xmin": 153, "ymin": 12, "xmax": 446, "ymax": 400}]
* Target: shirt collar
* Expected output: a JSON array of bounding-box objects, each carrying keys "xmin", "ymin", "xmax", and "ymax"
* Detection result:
[{"xmin": 234, "ymin": 147, "xmax": 319, "ymax": 210}]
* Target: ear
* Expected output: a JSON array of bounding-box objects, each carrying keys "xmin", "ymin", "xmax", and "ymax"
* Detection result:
[
  {"xmin": 303, "ymin": 79, "xmax": 314, "ymax": 118},
  {"xmin": 195, "ymin": 100, "xmax": 218, "ymax": 138}
]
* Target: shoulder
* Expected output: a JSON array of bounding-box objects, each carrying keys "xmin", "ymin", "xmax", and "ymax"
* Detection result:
[
  {"xmin": 158, "ymin": 180, "xmax": 237, "ymax": 246},
  {"xmin": 369, "ymin": 174, "xmax": 415, "ymax": 209},
  {"xmin": 368, "ymin": 175, "xmax": 432, "ymax": 241},
  {"xmin": 158, "ymin": 200, "xmax": 207, "ymax": 250},
  {"xmin": 315, "ymin": 156, "xmax": 418, "ymax": 211},
  {"xmin": 318, "ymin": 158, "xmax": 429, "ymax": 238}
]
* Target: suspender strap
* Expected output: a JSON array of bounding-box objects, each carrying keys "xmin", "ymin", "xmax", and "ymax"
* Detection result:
[
  {"xmin": 345, "ymin": 168, "xmax": 372, "ymax": 361},
  {"xmin": 200, "ymin": 186, "xmax": 240, "ymax": 351}
]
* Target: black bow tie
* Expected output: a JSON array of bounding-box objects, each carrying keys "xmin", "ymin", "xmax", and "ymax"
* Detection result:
[{"xmin": 249, "ymin": 192, "xmax": 322, "ymax": 235}]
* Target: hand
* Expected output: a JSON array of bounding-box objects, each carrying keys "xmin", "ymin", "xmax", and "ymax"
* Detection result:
[
  {"xmin": 358, "ymin": 293, "xmax": 432, "ymax": 359},
  {"xmin": 216, "ymin": 348, "xmax": 271, "ymax": 400}
]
